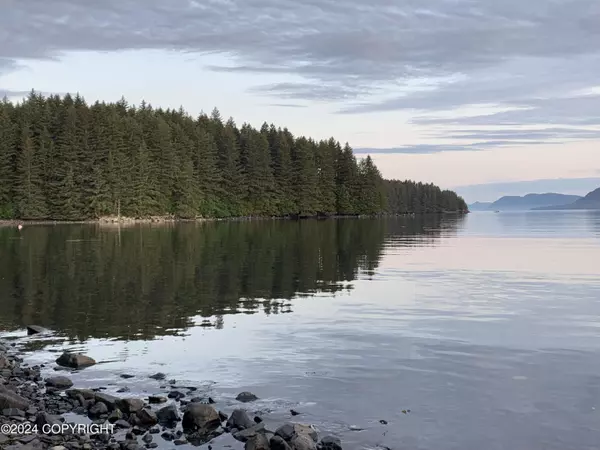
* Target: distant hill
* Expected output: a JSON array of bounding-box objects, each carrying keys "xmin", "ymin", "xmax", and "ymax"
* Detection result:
[
  {"xmin": 535, "ymin": 187, "xmax": 600, "ymax": 210},
  {"xmin": 468, "ymin": 201, "xmax": 494, "ymax": 211},
  {"xmin": 470, "ymin": 193, "xmax": 582, "ymax": 211}
]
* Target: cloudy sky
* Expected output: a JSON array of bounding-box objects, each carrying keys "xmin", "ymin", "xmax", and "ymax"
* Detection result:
[{"xmin": 2, "ymin": 0, "xmax": 600, "ymax": 202}]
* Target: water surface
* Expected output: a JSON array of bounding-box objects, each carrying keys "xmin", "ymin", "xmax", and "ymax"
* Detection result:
[{"xmin": 1, "ymin": 211, "xmax": 599, "ymax": 450}]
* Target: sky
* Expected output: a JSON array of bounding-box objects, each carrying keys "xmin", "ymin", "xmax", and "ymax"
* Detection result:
[{"xmin": 1, "ymin": 0, "xmax": 600, "ymax": 203}]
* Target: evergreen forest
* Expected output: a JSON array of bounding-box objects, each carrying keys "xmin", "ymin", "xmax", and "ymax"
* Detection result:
[{"xmin": 0, "ymin": 91, "xmax": 467, "ymax": 220}]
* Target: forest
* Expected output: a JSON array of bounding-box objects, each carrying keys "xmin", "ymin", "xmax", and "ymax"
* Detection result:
[{"xmin": 0, "ymin": 91, "xmax": 467, "ymax": 220}]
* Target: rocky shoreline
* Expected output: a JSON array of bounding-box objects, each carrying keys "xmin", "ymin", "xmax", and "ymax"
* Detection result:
[{"xmin": 0, "ymin": 331, "xmax": 343, "ymax": 450}]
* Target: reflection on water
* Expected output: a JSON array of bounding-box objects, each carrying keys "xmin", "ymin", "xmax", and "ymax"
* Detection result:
[
  {"xmin": 0, "ymin": 215, "xmax": 463, "ymax": 340},
  {"xmin": 2, "ymin": 211, "xmax": 600, "ymax": 450}
]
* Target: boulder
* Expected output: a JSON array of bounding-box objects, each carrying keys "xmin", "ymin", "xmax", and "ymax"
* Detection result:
[
  {"xmin": 182, "ymin": 403, "xmax": 220, "ymax": 431},
  {"xmin": 236, "ymin": 391, "xmax": 259, "ymax": 403},
  {"xmin": 227, "ymin": 409, "xmax": 255, "ymax": 430},
  {"xmin": 0, "ymin": 386, "xmax": 30, "ymax": 410},
  {"xmin": 148, "ymin": 395, "xmax": 167, "ymax": 404},
  {"xmin": 275, "ymin": 423, "xmax": 318, "ymax": 443},
  {"xmin": 89, "ymin": 401, "xmax": 109, "ymax": 417},
  {"xmin": 35, "ymin": 412, "xmax": 62, "ymax": 428},
  {"xmin": 45, "ymin": 376, "xmax": 73, "ymax": 389},
  {"xmin": 136, "ymin": 408, "xmax": 158, "ymax": 426},
  {"xmin": 26, "ymin": 325, "xmax": 48, "ymax": 335},
  {"xmin": 94, "ymin": 392, "xmax": 119, "ymax": 410},
  {"xmin": 246, "ymin": 433, "xmax": 271, "ymax": 450},
  {"xmin": 156, "ymin": 403, "xmax": 180, "ymax": 424},
  {"xmin": 66, "ymin": 388, "xmax": 95, "ymax": 400},
  {"xmin": 291, "ymin": 435, "xmax": 317, "ymax": 450},
  {"xmin": 149, "ymin": 372, "xmax": 166, "ymax": 380},
  {"xmin": 270, "ymin": 436, "xmax": 293, "ymax": 450},
  {"xmin": 318, "ymin": 436, "xmax": 342, "ymax": 450},
  {"xmin": 233, "ymin": 423, "xmax": 265, "ymax": 442},
  {"xmin": 117, "ymin": 398, "xmax": 145, "ymax": 413},
  {"xmin": 55, "ymin": 352, "xmax": 96, "ymax": 369}
]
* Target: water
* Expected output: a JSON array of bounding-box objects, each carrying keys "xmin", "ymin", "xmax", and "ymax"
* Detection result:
[{"xmin": 1, "ymin": 211, "xmax": 600, "ymax": 450}]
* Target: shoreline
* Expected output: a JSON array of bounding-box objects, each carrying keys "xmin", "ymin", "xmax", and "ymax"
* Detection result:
[
  {"xmin": 0, "ymin": 211, "xmax": 469, "ymax": 227},
  {"xmin": 0, "ymin": 330, "xmax": 343, "ymax": 450}
]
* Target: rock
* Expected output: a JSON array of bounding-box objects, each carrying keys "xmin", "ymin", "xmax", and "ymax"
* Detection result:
[
  {"xmin": 233, "ymin": 423, "xmax": 266, "ymax": 443},
  {"xmin": 236, "ymin": 391, "xmax": 259, "ymax": 403},
  {"xmin": 117, "ymin": 387, "xmax": 130, "ymax": 393},
  {"xmin": 89, "ymin": 401, "xmax": 108, "ymax": 416},
  {"xmin": 55, "ymin": 352, "xmax": 96, "ymax": 369},
  {"xmin": 35, "ymin": 412, "xmax": 62, "ymax": 428},
  {"xmin": 275, "ymin": 423, "xmax": 318, "ymax": 443},
  {"xmin": 379, "ymin": 419, "xmax": 387, "ymax": 425},
  {"xmin": 182, "ymin": 403, "xmax": 220, "ymax": 431},
  {"xmin": 218, "ymin": 411, "xmax": 228, "ymax": 422},
  {"xmin": 45, "ymin": 376, "xmax": 74, "ymax": 389},
  {"xmin": 270, "ymin": 436, "xmax": 293, "ymax": 450},
  {"xmin": 2, "ymin": 407, "xmax": 25, "ymax": 416},
  {"xmin": 275, "ymin": 424, "xmax": 295, "ymax": 441},
  {"xmin": 117, "ymin": 398, "xmax": 145, "ymax": 413},
  {"xmin": 318, "ymin": 436, "xmax": 342, "ymax": 450},
  {"xmin": 174, "ymin": 439, "xmax": 187, "ymax": 445},
  {"xmin": 255, "ymin": 416, "xmax": 263, "ymax": 423},
  {"xmin": 290, "ymin": 409, "xmax": 300, "ymax": 416},
  {"xmin": 0, "ymin": 354, "xmax": 12, "ymax": 369},
  {"xmin": 115, "ymin": 419, "xmax": 131, "ymax": 428},
  {"xmin": 0, "ymin": 386, "xmax": 30, "ymax": 410},
  {"xmin": 168, "ymin": 390, "xmax": 185, "ymax": 400},
  {"xmin": 136, "ymin": 408, "xmax": 158, "ymax": 425},
  {"xmin": 148, "ymin": 396, "xmax": 167, "ymax": 404},
  {"xmin": 94, "ymin": 392, "xmax": 119, "ymax": 410},
  {"xmin": 227, "ymin": 409, "xmax": 255, "ymax": 430},
  {"xmin": 107, "ymin": 408, "xmax": 123, "ymax": 422},
  {"xmin": 161, "ymin": 431, "xmax": 175, "ymax": 441},
  {"xmin": 291, "ymin": 435, "xmax": 317, "ymax": 450},
  {"xmin": 66, "ymin": 388, "xmax": 95, "ymax": 400},
  {"xmin": 142, "ymin": 433, "xmax": 153, "ymax": 444},
  {"xmin": 120, "ymin": 374, "xmax": 135, "ymax": 379},
  {"xmin": 26, "ymin": 325, "xmax": 48, "ymax": 335},
  {"xmin": 246, "ymin": 434, "xmax": 271, "ymax": 450},
  {"xmin": 0, "ymin": 434, "xmax": 9, "ymax": 445},
  {"xmin": 156, "ymin": 403, "xmax": 179, "ymax": 424},
  {"xmin": 149, "ymin": 373, "xmax": 166, "ymax": 380}
]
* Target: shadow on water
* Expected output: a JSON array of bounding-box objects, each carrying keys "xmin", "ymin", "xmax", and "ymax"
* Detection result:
[{"xmin": 0, "ymin": 215, "xmax": 465, "ymax": 341}]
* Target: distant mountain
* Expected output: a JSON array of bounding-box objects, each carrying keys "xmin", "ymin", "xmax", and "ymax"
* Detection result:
[
  {"xmin": 470, "ymin": 193, "xmax": 582, "ymax": 211},
  {"xmin": 535, "ymin": 187, "xmax": 600, "ymax": 210},
  {"xmin": 468, "ymin": 201, "xmax": 494, "ymax": 211}
]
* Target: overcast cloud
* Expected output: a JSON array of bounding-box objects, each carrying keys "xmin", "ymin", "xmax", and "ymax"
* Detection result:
[{"xmin": 2, "ymin": 0, "xmax": 600, "ymax": 149}]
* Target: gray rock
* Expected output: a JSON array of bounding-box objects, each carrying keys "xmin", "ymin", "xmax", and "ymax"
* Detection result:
[
  {"xmin": 0, "ymin": 386, "xmax": 30, "ymax": 410},
  {"xmin": 318, "ymin": 436, "xmax": 342, "ymax": 450},
  {"xmin": 2, "ymin": 407, "xmax": 25, "ymax": 416},
  {"xmin": 156, "ymin": 403, "xmax": 180, "ymax": 424},
  {"xmin": 148, "ymin": 395, "xmax": 167, "ymax": 404},
  {"xmin": 182, "ymin": 403, "xmax": 220, "ymax": 431},
  {"xmin": 233, "ymin": 423, "xmax": 265, "ymax": 443},
  {"xmin": 115, "ymin": 419, "xmax": 131, "ymax": 428},
  {"xmin": 94, "ymin": 392, "xmax": 119, "ymax": 410},
  {"xmin": 227, "ymin": 409, "xmax": 255, "ymax": 430},
  {"xmin": 66, "ymin": 388, "xmax": 95, "ymax": 400},
  {"xmin": 55, "ymin": 352, "xmax": 96, "ymax": 369},
  {"xmin": 246, "ymin": 433, "xmax": 271, "ymax": 450},
  {"xmin": 35, "ymin": 412, "xmax": 62, "ymax": 428},
  {"xmin": 45, "ymin": 376, "xmax": 73, "ymax": 389},
  {"xmin": 89, "ymin": 401, "xmax": 108, "ymax": 416},
  {"xmin": 107, "ymin": 408, "xmax": 123, "ymax": 422},
  {"xmin": 0, "ymin": 354, "xmax": 12, "ymax": 369},
  {"xmin": 136, "ymin": 408, "xmax": 158, "ymax": 425},
  {"xmin": 236, "ymin": 391, "xmax": 259, "ymax": 403},
  {"xmin": 117, "ymin": 398, "xmax": 145, "ymax": 413},
  {"xmin": 291, "ymin": 435, "xmax": 317, "ymax": 450},
  {"xmin": 142, "ymin": 433, "xmax": 153, "ymax": 444},
  {"xmin": 149, "ymin": 373, "xmax": 166, "ymax": 380},
  {"xmin": 275, "ymin": 424, "xmax": 295, "ymax": 441},
  {"xmin": 270, "ymin": 436, "xmax": 293, "ymax": 450}
]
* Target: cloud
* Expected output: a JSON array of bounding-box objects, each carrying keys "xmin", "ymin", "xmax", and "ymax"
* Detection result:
[
  {"xmin": 3, "ymin": 0, "xmax": 600, "ymax": 135},
  {"xmin": 354, "ymin": 140, "xmax": 551, "ymax": 155}
]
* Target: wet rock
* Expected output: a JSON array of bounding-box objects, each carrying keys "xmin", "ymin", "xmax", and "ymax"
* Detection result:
[
  {"xmin": 26, "ymin": 325, "xmax": 48, "ymax": 335},
  {"xmin": 270, "ymin": 436, "xmax": 293, "ymax": 450},
  {"xmin": 148, "ymin": 396, "xmax": 167, "ymax": 404},
  {"xmin": 0, "ymin": 386, "xmax": 30, "ymax": 410},
  {"xmin": 318, "ymin": 436, "xmax": 342, "ymax": 450},
  {"xmin": 379, "ymin": 420, "xmax": 387, "ymax": 425},
  {"xmin": 254, "ymin": 416, "xmax": 263, "ymax": 424},
  {"xmin": 233, "ymin": 423, "xmax": 265, "ymax": 443},
  {"xmin": 149, "ymin": 427, "xmax": 160, "ymax": 434},
  {"xmin": 227, "ymin": 409, "xmax": 255, "ymax": 430},
  {"xmin": 291, "ymin": 435, "xmax": 317, "ymax": 450},
  {"xmin": 174, "ymin": 439, "xmax": 187, "ymax": 445},
  {"xmin": 275, "ymin": 424, "xmax": 295, "ymax": 441},
  {"xmin": 89, "ymin": 401, "xmax": 109, "ymax": 417},
  {"xmin": 156, "ymin": 403, "xmax": 179, "ymax": 424},
  {"xmin": 118, "ymin": 398, "xmax": 145, "ymax": 413},
  {"xmin": 236, "ymin": 391, "xmax": 259, "ymax": 403},
  {"xmin": 117, "ymin": 387, "xmax": 130, "ymax": 393},
  {"xmin": 45, "ymin": 376, "xmax": 74, "ymax": 389},
  {"xmin": 218, "ymin": 411, "xmax": 228, "ymax": 422},
  {"xmin": 136, "ymin": 408, "xmax": 158, "ymax": 426},
  {"xmin": 55, "ymin": 352, "xmax": 96, "ymax": 369},
  {"xmin": 168, "ymin": 390, "xmax": 185, "ymax": 400},
  {"xmin": 66, "ymin": 388, "xmax": 95, "ymax": 400},
  {"xmin": 276, "ymin": 423, "xmax": 318, "ymax": 443},
  {"xmin": 182, "ymin": 403, "xmax": 220, "ymax": 431},
  {"xmin": 290, "ymin": 409, "xmax": 300, "ymax": 416},
  {"xmin": 245, "ymin": 434, "xmax": 270, "ymax": 450},
  {"xmin": 120, "ymin": 374, "xmax": 135, "ymax": 379},
  {"xmin": 115, "ymin": 419, "xmax": 131, "ymax": 428},
  {"xmin": 148, "ymin": 373, "xmax": 166, "ymax": 381},
  {"xmin": 161, "ymin": 431, "xmax": 174, "ymax": 441},
  {"xmin": 142, "ymin": 433, "xmax": 153, "ymax": 444},
  {"xmin": 94, "ymin": 392, "xmax": 119, "ymax": 410}
]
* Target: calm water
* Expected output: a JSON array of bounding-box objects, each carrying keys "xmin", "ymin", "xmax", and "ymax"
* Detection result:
[{"xmin": 1, "ymin": 211, "xmax": 600, "ymax": 450}]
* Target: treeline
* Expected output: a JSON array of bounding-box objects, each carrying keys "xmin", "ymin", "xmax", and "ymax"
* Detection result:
[
  {"xmin": 385, "ymin": 179, "xmax": 468, "ymax": 214},
  {"xmin": 0, "ymin": 92, "xmax": 389, "ymax": 220}
]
